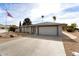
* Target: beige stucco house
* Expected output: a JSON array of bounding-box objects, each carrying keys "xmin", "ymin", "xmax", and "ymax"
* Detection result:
[{"xmin": 16, "ymin": 22, "xmax": 66, "ymax": 36}]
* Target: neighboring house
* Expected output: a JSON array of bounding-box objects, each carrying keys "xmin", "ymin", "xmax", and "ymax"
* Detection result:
[
  {"xmin": 0, "ymin": 24, "xmax": 11, "ymax": 29},
  {"xmin": 0, "ymin": 24, "xmax": 5, "ymax": 29},
  {"xmin": 16, "ymin": 22, "xmax": 66, "ymax": 36}
]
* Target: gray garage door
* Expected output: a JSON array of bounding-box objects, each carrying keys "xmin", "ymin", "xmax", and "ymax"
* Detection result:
[{"xmin": 39, "ymin": 26, "xmax": 57, "ymax": 36}]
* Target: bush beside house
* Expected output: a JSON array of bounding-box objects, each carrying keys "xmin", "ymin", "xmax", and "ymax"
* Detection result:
[
  {"xmin": 8, "ymin": 25, "xmax": 18, "ymax": 32},
  {"xmin": 66, "ymin": 23, "xmax": 77, "ymax": 32},
  {"xmin": 67, "ymin": 26, "xmax": 75, "ymax": 32},
  {"xmin": 62, "ymin": 23, "xmax": 77, "ymax": 32}
]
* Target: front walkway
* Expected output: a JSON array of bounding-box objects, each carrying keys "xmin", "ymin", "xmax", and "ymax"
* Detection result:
[
  {"xmin": 62, "ymin": 31, "xmax": 77, "ymax": 39},
  {"xmin": 0, "ymin": 35, "xmax": 66, "ymax": 56}
]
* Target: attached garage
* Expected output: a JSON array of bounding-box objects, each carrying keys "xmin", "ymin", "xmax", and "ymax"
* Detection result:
[
  {"xmin": 39, "ymin": 26, "xmax": 58, "ymax": 36},
  {"xmin": 31, "ymin": 22, "xmax": 64, "ymax": 36}
]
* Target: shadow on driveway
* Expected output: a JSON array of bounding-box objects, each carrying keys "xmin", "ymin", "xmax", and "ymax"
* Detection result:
[{"xmin": 21, "ymin": 33, "xmax": 77, "ymax": 43}]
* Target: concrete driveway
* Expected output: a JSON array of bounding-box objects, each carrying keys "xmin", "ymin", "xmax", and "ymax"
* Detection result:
[{"xmin": 0, "ymin": 35, "xmax": 66, "ymax": 56}]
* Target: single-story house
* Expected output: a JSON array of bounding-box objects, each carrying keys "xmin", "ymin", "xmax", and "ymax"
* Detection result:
[{"xmin": 16, "ymin": 22, "xmax": 66, "ymax": 36}]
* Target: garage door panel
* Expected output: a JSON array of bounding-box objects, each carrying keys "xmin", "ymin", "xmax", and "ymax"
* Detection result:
[{"xmin": 39, "ymin": 27, "xmax": 57, "ymax": 35}]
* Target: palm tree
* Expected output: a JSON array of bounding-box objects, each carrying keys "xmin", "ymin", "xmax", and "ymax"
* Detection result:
[
  {"xmin": 52, "ymin": 16, "xmax": 56, "ymax": 22},
  {"xmin": 41, "ymin": 15, "xmax": 44, "ymax": 22}
]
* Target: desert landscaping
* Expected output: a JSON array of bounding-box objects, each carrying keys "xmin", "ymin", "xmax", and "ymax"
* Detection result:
[
  {"xmin": 0, "ymin": 31, "xmax": 18, "ymax": 44},
  {"xmin": 62, "ymin": 31, "xmax": 79, "ymax": 56},
  {"xmin": 0, "ymin": 29, "xmax": 79, "ymax": 56}
]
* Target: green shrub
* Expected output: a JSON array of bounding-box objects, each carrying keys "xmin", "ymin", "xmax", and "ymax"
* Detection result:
[
  {"xmin": 66, "ymin": 23, "xmax": 77, "ymax": 32},
  {"xmin": 1, "ymin": 27, "xmax": 4, "ymax": 29},
  {"xmin": 8, "ymin": 25, "xmax": 18, "ymax": 32},
  {"xmin": 67, "ymin": 26, "xmax": 75, "ymax": 32}
]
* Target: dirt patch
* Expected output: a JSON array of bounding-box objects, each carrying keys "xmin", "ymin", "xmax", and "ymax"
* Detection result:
[
  {"xmin": 0, "ymin": 32, "xmax": 30, "ymax": 44},
  {"xmin": 70, "ymin": 31, "xmax": 79, "ymax": 37},
  {"xmin": 62, "ymin": 31, "xmax": 79, "ymax": 56}
]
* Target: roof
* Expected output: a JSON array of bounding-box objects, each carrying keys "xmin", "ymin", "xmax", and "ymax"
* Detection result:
[
  {"xmin": 32, "ymin": 22, "xmax": 67, "ymax": 26},
  {"xmin": 21, "ymin": 22, "xmax": 67, "ymax": 27}
]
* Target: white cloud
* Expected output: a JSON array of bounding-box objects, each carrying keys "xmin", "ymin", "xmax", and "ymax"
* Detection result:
[
  {"xmin": 56, "ymin": 11, "xmax": 79, "ymax": 27},
  {"xmin": 0, "ymin": 0, "xmax": 60, "ymax": 3},
  {"xmin": 10, "ymin": 20, "xmax": 19, "ymax": 26},
  {"xmin": 30, "ymin": 3, "xmax": 61, "ymax": 20},
  {"xmin": 8, "ymin": 18, "xmax": 21, "ymax": 26},
  {"xmin": 60, "ymin": 3, "xmax": 79, "ymax": 10},
  {"xmin": 58, "ymin": 12, "xmax": 79, "ymax": 19},
  {"xmin": 0, "ymin": 8, "xmax": 6, "ymax": 13},
  {"xmin": 6, "ymin": 17, "xmax": 15, "ymax": 21}
]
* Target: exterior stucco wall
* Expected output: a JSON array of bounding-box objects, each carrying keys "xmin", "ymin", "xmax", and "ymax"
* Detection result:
[
  {"xmin": 35, "ymin": 26, "xmax": 38, "ymax": 35},
  {"xmin": 25, "ymin": 27, "xmax": 27, "ymax": 32},
  {"xmin": 19, "ymin": 26, "xmax": 31, "ymax": 33},
  {"xmin": 16, "ymin": 25, "xmax": 62, "ymax": 36},
  {"xmin": 23, "ymin": 27, "xmax": 31, "ymax": 33},
  {"xmin": 15, "ymin": 28, "xmax": 19, "ymax": 32},
  {"xmin": 21, "ymin": 27, "xmax": 24, "ymax": 32},
  {"xmin": 58, "ymin": 26, "xmax": 62, "ymax": 36},
  {"xmin": 28, "ymin": 27, "xmax": 31, "ymax": 33}
]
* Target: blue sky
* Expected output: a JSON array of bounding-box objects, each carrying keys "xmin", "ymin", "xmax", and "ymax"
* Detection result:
[{"xmin": 0, "ymin": 3, "xmax": 79, "ymax": 27}]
